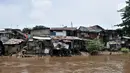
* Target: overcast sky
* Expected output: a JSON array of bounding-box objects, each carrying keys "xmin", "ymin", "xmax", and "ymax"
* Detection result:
[{"xmin": 0, "ymin": 0, "xmax": 126, "ymax": 29}]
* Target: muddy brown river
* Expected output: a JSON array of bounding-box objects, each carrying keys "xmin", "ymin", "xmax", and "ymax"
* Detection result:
[{"xmin": 0, "ymin": 55, "xmax": 130, "ymax": 73}]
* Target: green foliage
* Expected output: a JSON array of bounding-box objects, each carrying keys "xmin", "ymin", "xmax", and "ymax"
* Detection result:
[
  {"xmin": 22, "ymin": 25, "xmax": 49, "ymax": 33},
  {"xmin": 22, "ymin": 28, "xmax": 32, "ymax": 34},
  {"xmin": 32, "ymin": 25, "xmax": 49, "ymax": 30},
  {"xmin": 86, "ymin": 39, "xmax": 104, "ymax": 55},
  {"xmin": 116, "ymin": 28, "xmax": 123, "ymax": 37},
  {"xmin": 121, "ymin": 48, "xmax": 129, "ymax": 53},
  {"xmin": 117, "ymin": 0, "xmax": 130, "ymax": 36}
]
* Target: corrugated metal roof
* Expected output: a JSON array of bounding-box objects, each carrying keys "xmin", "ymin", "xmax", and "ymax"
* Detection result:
[
  {"xmin": 79, "ymin": 25, "xmax": 104, "ymax": 32},
  {"xmin": 52, "ymin": 36, "xmax": 82, "ymax": 40},
  {"xmin": 4, "ymin": 39, "xmax": 24, "ymax": 45},
  {"xmin": 123, "ymin": 36, "xmax": 130, "ymax": 39},
  {"xmin": 51, "ymin": 27, "xmax": 77, "ymax": 31},
  {"xmin": 33, "ymin": 36, "xmax": 51, "ymax": 40}
]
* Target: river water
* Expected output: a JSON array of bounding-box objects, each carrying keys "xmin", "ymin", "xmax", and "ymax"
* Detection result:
[{"xmin": 0, "ymin": 55, "xmax": 130, "ymax": 73}]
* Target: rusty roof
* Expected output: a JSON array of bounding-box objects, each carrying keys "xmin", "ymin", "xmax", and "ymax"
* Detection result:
[
  {"xmin": 79, "ymin": 25, "xmax": 104, "ymax": 32},
  {"xmin": 52, "ymin": 36, "xmax": 82, "ymax": 40},
  {"xmin": 4, "ymin": 39, "xmax": 24, "ymax": 45},
  {"xmin": 50, "ymin": 27, "xmax": 77, "ymax": 31}
]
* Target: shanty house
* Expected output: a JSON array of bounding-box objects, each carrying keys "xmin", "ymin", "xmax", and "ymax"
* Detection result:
[
  {"xmin": 104, "ymin": 30, "xmax": 121, "ymax": 41},
  {"xmin": 78, "ymin": 25, "xmax": 104, "ymax": 39},
  {"xmin": 31, "ymin": 26, "xmax": 50, "ymax": 36},
  {"xmin": 0, "ymin": 29, "xmax": 16, "ymax": 43},
  {"xmin": 121, "ymin": 36, "xmax": 130, "ymax": 49},
  {"xmin": 104, "ymin": 30, "xmax": 122, "ymax": 51},
  {"xmin": 26, "ymin": 36, "xmax": 53, "ymax": 55},
  {"xmin": 4, "ymin": 39, "xmax": 24, "ymax": 55},
  {"xmin": 50, "ymin": 27, "xmax": 77, "ymax": 36},
  {"xmin": 0, "ymin": 31, "xmax": 14, "ymax": 43},
  {"xmin": 52, "ymin": 36, "xmax": 86, "ymax": 55},
  {"xmin": 3, "ymin": 28, "xmax": 27, "ymax": 40}
]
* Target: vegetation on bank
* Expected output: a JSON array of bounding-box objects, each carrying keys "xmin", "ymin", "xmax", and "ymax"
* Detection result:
[
  {"xmin": 85, "ymin": 39, "xmax": 130, "ymax": 55},
  {"xmin": 121, "ymin": 48, "xmax": 130, "ymax": 53},
  {"xmin": 86, "ymin": 39, "xmax": 104, "ymax": 55}
]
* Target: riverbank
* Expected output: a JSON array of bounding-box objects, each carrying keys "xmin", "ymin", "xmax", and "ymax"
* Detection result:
[
  {"xmin": 3, "ymin": 51, "xmax": 129, "ymax": 59},
  {"xmin": 99, "ymin": 51, "xmax": 124, "ymax": 55},
  {"xmin": 81, "ymin": 51, "xmax": 126, "ymax": 56}
]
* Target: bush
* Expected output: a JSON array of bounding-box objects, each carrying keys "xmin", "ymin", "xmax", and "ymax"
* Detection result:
[
  {"xmin": 86, "ymin": 39, "xmax": 104, "ymax": 55},
  {"xmin": 121, "ymin": 48, "xmax": 129, "ymax": 53}
]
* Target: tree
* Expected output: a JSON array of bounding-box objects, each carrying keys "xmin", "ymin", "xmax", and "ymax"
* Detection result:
[
  {"xmin": 32, "ymin": 25, "xmax": 49, "ymax": 30},
  {"xmin": 22, "ymin": 28, "xmax": 32, "ymax": 34},
  {"xmin": 118, "ymin": 0, "xmax": 130, "ymax": 36},
  {"xmin": 116, "ymin": 28, "xmax": 123, "ymax": 37},
  {"xmin": 86, "ymin": 39, "xmax": 104, "ymax": 55}
]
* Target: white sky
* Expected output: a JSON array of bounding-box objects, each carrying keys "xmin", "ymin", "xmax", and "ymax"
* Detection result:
[{"xmin": 0, "ymin": 0, "xmax": 126, "ymax": 29}]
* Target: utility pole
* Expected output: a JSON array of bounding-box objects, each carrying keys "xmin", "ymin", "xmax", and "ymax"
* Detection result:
[
  {"xmin": 17, "ymin": 25, "xmax": 19, "ymax": 29},
  {"xmin": 11, "ymin": 24, "xmax": 12, "ymax": 28},
  {"xmin": 71, "ymin": 21, "xmax": 73, "ymax": 27},
  {"xmin": 61, "ymin": 24, "xmax": 64, "ymax": 27}
]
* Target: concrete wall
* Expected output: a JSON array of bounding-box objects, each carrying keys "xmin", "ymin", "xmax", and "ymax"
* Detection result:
[
  {"xmin": 31, "ymin": 29, "xmax": 50, "ymax": 36},
  {"xmin": 55, "ymin": 31, "xmax": 66, "ymax": 36}
]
